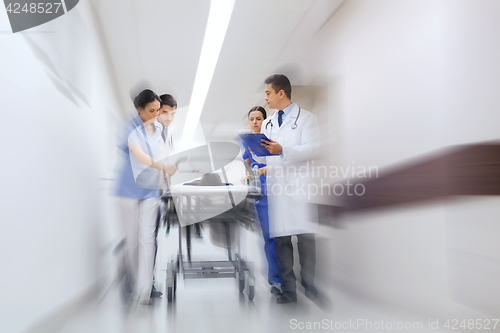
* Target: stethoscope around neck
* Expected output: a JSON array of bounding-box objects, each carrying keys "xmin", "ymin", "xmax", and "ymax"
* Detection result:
[{"xmin": 265, "ymin": 107, "xmax": 301, "ymax": 131}]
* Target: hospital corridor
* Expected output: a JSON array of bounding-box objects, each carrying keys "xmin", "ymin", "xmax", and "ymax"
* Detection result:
[{"xmin": 1, "ymin": 0, "xmax": 500, "ymax": 332}]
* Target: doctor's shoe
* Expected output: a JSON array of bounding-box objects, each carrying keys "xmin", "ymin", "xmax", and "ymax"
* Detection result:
[
  {"xmin": 151, "ymin": 285, "xmax": 163, "ymax": 298},
  {"xmin": 270, "ymin": 283, "xmax": 282, "ymax": 294},
  {"xmin": 305, "ymin": 286, "xmax": 318, "ymax": 301},
  {"xmin": 138, "ymin": 293, "xmax": 152, "ymax": 305},
  {"xmin": 276, "ymin": 291, "xmax": 297, "ymax": 304}
]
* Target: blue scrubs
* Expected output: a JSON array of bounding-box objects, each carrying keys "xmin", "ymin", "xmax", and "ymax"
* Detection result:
[
  {"xmin": 242, "ymin": 142, "xmax": 281, "ymax": 285},
  {"xmin": 115, "ymin": 115, "xmax": 159, "ymax": 199}
]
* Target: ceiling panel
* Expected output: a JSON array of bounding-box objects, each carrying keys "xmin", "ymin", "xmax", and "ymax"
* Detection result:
[
  {"xmin": 89, "ymin": 0, "xmax": 210, "ymax": 108},
  {"xmin": 89, "ymin": 0, "xmax": 345, "ymax": 137}
]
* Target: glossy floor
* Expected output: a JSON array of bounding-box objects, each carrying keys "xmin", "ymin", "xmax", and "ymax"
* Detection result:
[{"xmin": 54, "ymin": 225, "xmax": 449, "ymax": 333}]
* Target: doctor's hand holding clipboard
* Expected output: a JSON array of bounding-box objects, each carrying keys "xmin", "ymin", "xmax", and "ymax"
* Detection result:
[
  {"xmin": 261, "ymin": 138, "xmax": 282, "ymax": 155},
  {"xmin": 238, "ymin": 133, "xmax": 280, "ymax": 157}
]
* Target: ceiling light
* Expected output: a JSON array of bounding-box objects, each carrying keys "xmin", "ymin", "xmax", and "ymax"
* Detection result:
[{"xmin": 182, "ymin": 0, "xmax": 236, "ymax": 140}]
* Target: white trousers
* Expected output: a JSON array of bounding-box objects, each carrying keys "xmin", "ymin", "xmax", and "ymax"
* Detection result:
[{"xmin": 118, "ymin": 197, "xmax": 159, "ymax": 297}]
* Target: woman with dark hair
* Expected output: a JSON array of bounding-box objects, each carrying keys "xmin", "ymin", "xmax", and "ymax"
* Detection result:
[
  {"xmin": 242, "ymin": 106, "xmax": 282, "ymax": 294},
  {"xmin": 115, "ymin": 89, "xmax": 177, "ymax": 304}
]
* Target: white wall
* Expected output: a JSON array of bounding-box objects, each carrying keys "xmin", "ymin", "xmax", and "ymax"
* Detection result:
[
  {"xmin": 314, "ymin": 0, "xmax": 500, "ymax": 171},
  {"xmin": 0, "ymin": 2, "xmax": 123, "ymax": 332},
  {"xmin": 310, "ymin": 0, "xmax": 500, "ymax": 319}
]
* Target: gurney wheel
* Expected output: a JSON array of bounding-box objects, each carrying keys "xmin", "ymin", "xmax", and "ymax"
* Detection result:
[
  {"xmin": 167, "ymin": 287, "xmax": 174, "ymax": 302},
  {"xmin": 248, "ymin": 286, "xmax": 254, "ymax": 300}
]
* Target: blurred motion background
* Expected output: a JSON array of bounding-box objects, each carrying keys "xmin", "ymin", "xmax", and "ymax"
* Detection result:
[{"xmin": 1, "ymin": 0, "xmax": 499, "ymax": 332}]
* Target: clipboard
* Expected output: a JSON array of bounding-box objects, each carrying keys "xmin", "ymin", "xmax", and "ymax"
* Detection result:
[{"xmin": 239, "ymin": 133, "xmax": 279, "ymax": 156}]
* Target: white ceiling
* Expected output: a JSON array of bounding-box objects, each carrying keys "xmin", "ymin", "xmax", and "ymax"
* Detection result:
[{"xmin": 90, "ymin": 0, "xmax": 345, "ymax": 140}]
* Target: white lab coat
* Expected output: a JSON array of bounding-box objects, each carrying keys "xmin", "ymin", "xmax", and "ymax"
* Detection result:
[
  {"xmin": 163, "ymin": 122, "xmax": 176, "ymax": 157},
  {"xmin": 262, "ymin": 104, "xmax": 321, "ymax": 237}
]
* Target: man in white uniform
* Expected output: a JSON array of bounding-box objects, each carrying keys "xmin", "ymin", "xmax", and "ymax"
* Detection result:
[
  {"xmin": 158, "ymin": 94, "xmax": 177, "ymax": 155},
  {"xmin": 261, "ymin": 74, "xmax": 321, "ymax": 304},
  {"xmin": 149, "ymin": 93, "xmax": 178, "ymax": 298}
]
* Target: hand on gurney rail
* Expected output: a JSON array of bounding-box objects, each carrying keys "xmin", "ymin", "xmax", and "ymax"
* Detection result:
[
  {"xmin": 162, "ymin": 164, "xmax": 179, "ymax": 179},
  {"xmin": 240, "ymin": 166, "xmax": 267, "ymax": 184},
  {"xmin": 240, "ymin": 175, "xmax": 251, "ymax": 185}
]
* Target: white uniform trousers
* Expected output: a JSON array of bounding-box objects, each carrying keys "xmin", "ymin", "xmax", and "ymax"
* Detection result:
[{"xmin": 118, "ymin": 197, "xmax": 159, "ymax": 298}]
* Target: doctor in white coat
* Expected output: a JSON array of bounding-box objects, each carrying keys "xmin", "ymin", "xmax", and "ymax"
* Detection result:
[
  {"xmin": 147, "ymin": 93, "xmax": 178, "ymax": 298},
  {"xmin": 158, "ymin": 94, "xmax": 177, "ymax": 155},
  {"xmin": 261, "ymin": 74, "xmax": 321, "ymax": 304}
]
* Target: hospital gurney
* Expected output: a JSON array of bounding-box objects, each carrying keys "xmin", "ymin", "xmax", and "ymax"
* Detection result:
[{"xmin": 160, "ymin": 169, "xmax": 261, "ymax": 302}]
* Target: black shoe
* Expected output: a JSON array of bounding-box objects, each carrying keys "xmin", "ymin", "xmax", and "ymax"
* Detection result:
[
  {"xmin": 276, "ymin": 292, "xmax": 297, "ymax": 304},
  {"xmin": 150, "ymin": 285, "xmax": 163, "ymax": 298},
  {"xmin": 305, "ymin": 286, "xmax": 318, "ymax": 300}
]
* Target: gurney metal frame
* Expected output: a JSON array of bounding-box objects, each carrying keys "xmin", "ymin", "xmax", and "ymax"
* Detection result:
[{"xmin": 161, "ymin": 176, "xmax": 260, "ymax": 302}]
